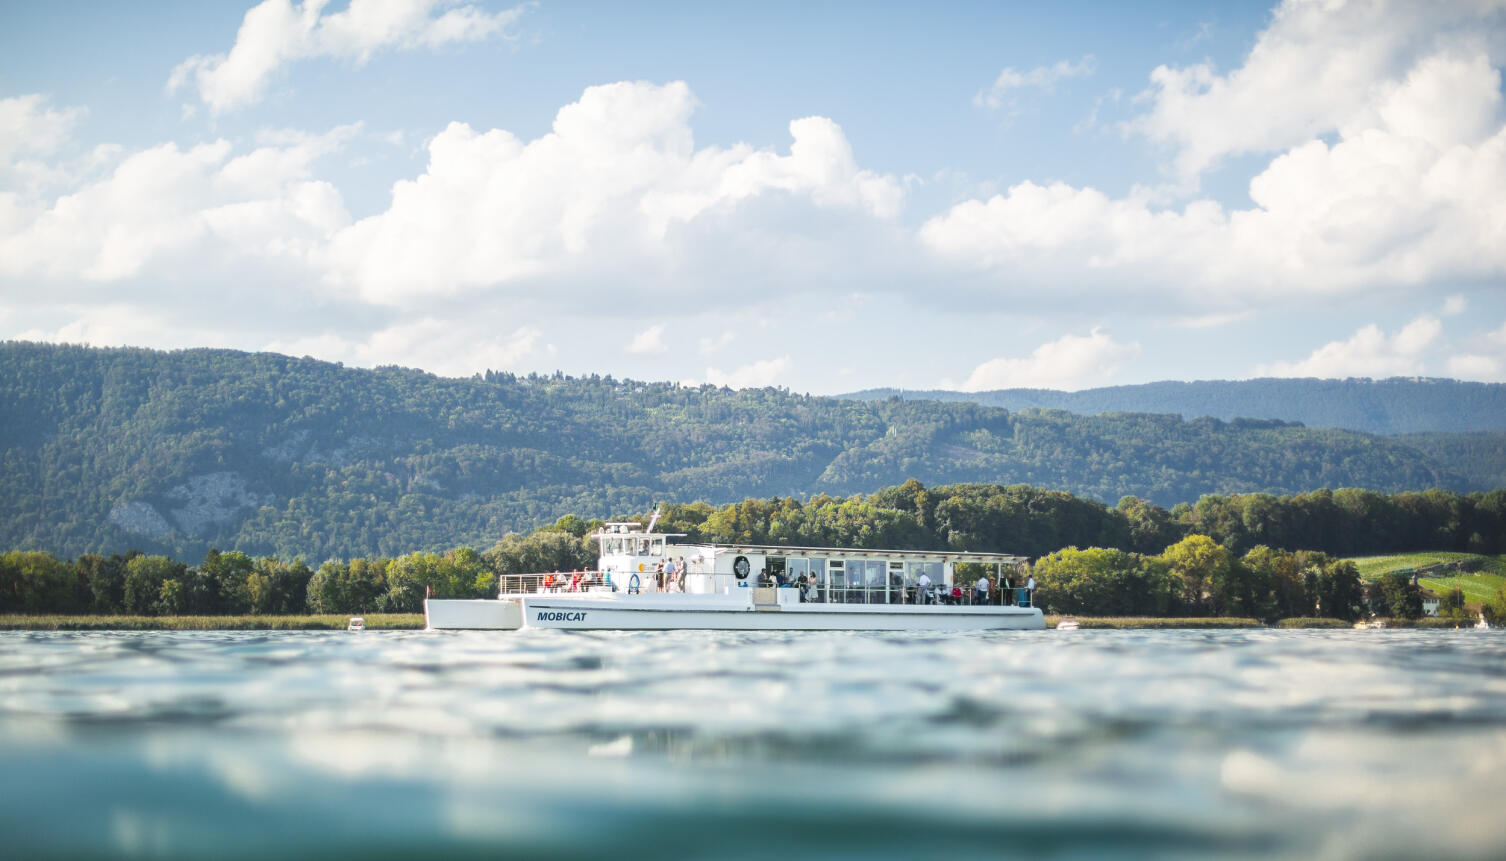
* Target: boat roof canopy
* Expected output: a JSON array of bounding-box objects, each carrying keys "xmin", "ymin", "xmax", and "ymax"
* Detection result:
[{"xmin": 695, "ymin": 542, "xmax": 1027, "ymax": 565}]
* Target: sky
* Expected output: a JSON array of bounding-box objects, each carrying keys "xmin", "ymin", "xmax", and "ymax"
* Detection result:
[{"xmin": 2, "ymin": 0, "xmax": 1506, "ymax": 394}]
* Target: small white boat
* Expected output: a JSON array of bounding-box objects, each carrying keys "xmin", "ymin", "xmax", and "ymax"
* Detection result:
[
  {"xmin": 347, "ymin": 616, "xmax": 365, "ymax": 631},
  {"xmin": 1056, "ymin": 618, "xmax": 1080, "ymax": 630},
  {"xmin": 426, "ymin": 519, "xmax": 1044, "ymax": 632}
]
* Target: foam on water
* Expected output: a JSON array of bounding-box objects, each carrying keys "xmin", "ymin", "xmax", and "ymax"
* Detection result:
[{"xmin": 2, "ymin": 629, "xmax": 1505, "ymax": 858}]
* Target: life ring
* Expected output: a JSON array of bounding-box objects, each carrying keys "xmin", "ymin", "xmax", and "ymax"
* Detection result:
[
  {"xmin": 734, "ymin": 555, "xmax": 751, "ymax": 580},
  {"xmin": 628, "ymin": 573, "xmax": 641, "ymax": 594}
]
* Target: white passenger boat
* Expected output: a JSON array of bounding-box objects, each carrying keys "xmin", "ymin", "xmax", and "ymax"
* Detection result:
[{"xmin": 426, "ymin": 519, "xmax": 1044, "ymax": 631}]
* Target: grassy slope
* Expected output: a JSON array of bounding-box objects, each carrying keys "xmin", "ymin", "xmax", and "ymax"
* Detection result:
[
  {"xmin": 1419, "ymin": 573, "xmax": 1506, "ymax": 605},
  {"xmin": 1347, "ymin": 551, "xmax": 1506, "ymax": 578},
  {"xmin": 1345, "ymin": 551, "xmax": 1506, "ymax": 605}
]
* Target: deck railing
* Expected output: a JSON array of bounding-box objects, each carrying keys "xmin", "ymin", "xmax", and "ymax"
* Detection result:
[{"xmin": 498, "ymin": 571, "xmax": 612, "ymax": 595}]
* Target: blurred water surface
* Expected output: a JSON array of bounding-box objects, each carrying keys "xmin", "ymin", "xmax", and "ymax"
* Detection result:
[{"xmin": 2, "ymin": 628, "xmax": 1505, "ymax": 859}]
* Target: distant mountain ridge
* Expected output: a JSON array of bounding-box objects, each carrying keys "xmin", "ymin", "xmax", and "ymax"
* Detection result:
[
  {"xmin": 840, "ymin": 378, "xmax": 1506, "ymax": 435},
  {"xmin": 2, "ymin": 341, "xmax": 1504, "ymax": 562}
]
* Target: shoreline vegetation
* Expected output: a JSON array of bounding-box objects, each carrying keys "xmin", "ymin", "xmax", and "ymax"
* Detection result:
[
  {"xmin": 0, "ymin": 614, "xmax": 424, "ymax": 631},
  {"xmin": 4, "ymin": 481, "xmax": 1505, "ymax": 625},
  {"xmin": 0, "ymin": 614, "xmax": 1484, "ymax": 632}
]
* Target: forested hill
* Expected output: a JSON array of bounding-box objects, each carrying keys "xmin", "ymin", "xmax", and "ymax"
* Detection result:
[
  {"xmin": 2, "ymin": 341, "xmax": 1503, "ymax": 562},
  {"xmin": 842, "ymin": 378, "xmax": 1506, "ymax": 435}
]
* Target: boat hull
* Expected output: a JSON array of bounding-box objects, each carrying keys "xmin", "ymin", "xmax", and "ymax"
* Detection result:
[{"xmin": 426, "ymin": 594, "xmax": 1044, "ymax": 631}]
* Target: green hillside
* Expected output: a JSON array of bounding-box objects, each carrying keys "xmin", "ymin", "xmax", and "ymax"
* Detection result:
[
  {"xmin": 844, "ymin": 378, "xmax": 1506, "ymax": 435},
  {"xmin": 1, "ymin": 341, "xmax": 1501, "ymax": 562}
]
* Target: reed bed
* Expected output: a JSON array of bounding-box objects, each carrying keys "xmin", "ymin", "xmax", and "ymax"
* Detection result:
[
  {"xmin": 1043, "ymin": 616, "xmax": 1261, "ymax": 629},
  {"xmin": 0, "ymin": 614, "xmax": 425, "ymax": 631}
]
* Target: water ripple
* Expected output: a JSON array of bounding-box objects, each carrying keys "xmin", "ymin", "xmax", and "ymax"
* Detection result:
[{"xmin": 1, "ymin": 628, "xmax": 1504, "ymax": 858}]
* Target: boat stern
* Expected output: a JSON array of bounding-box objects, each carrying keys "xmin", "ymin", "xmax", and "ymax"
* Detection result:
[{"xmin": 425, "ymin": 598, "xmax": 524, "ymax": 630}]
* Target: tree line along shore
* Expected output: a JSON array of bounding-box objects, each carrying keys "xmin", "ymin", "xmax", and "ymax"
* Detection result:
[{"xmin": 2, "ymin": 481, "xmax": 1504, "ymax": 625}]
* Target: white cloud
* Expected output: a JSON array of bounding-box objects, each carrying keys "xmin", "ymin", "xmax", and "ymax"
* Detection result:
[
  {"xmin": 922, "ymin": 37, "xmax": 1506, "ymax": 307},
  {"xmin": 1168, "ymin": 311, "xmax": 1252, "ymax": 330},
  {"xmin": 1129, "ymin": 0, "xmax": 1506, "ymax": 179},
  {"xmin": 1255, "ymin": 316, "xmax": 1442, "ymax": 378},
  {"xmin": 0, "ymin": 94, "xmax": 83, "ymax": 165},
  {"xmin": 626, "ymin": 323, "xmax": 667, "ymax": 356},
  {"xmin": 1442, "ymin": 295, "xmax": 1467, "ymax": 316},
  {"xmin": 698, "ymin": 331, "xmax": 734, "ymax": 355},
  {"xmin": 955, "ymin": 328, "xmax": 1140, "ymax": 392},
  {"xmin": 169, "ymin": 0, "xmax": 530, "ymax": 113},
  {"xmin": 0, "ymin": 124, "xmax": 354, "ymax": 281},
  {"xmin": 698, "ymin": 356, "xmax": 792, "ymax": 390},
  {"xmin": 268, "ymin": 321, "xmax": 551, "ymax": 378},
  {"xmin": 0, "ymin": 83, "xmax": 909, "ymax": 387},
  {"xmin": 15, "ymin": 302, "xmax": 201, "ymax": 351},
  {"xmin": 322, "ymin": 81, "xmax": 904, "ymax": 307},
  {"xmin": 1446, "ymin": 353, "xmax": 1501, "ymax": 380},
  {"xmin": 975, "ymin": 55, "xmax": 1096, "ymax": 109},
  {"xmin": 0, "ymin": 95, "xmax": 110, "ymax": 200},
  {"xmin": 1444, "ymin": 320, "xmax": 1506, "ymax": 381}
]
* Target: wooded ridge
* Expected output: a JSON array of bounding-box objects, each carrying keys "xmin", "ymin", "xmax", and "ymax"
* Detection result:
[
  {"xmin": 2, "ymin": 341, "xmax": 1503, "ymax": 562},
  {"xmin": 842, "ymin": 378, "xmax": 1506, "ymax": 435}
]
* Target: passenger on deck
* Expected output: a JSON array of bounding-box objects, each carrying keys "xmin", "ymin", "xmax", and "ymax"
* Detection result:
[
  {"xmin": 950, "ymin": 584, "xmax": 963, "ymax": 605},
  {"xmin": 664, "ymin": 557, "xmax": 678, "ymax": 592},
  {"xmin": 1025, "ymin": 574, "xmax": 1037, "ymax": 607},
  {"xmin": 655, "ymin": 562, "xmax": 665, "ymax": 591},
  {"xmin": 917, "ymin": 571, "xmax": 933, "ymax": 605},
  {"xmin": 975, "ymin": 575, "xmax": 990, "ymax": 606}
]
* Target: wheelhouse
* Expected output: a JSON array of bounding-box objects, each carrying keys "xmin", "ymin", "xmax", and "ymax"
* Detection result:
[{"xmin": 586, "ymin": 522, "xmax": 1027, "ymax": 605}]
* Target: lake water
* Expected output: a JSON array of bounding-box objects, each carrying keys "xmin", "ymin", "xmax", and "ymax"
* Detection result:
[{"xmin": 2, "ymin": 628, "xmax": 1504, "ymax": 859}]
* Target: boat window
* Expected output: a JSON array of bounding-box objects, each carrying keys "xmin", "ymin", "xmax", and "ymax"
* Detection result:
[
  {"xmin": 768, "ymin": 557, "xmax": 786, "ymax": 582},
  {"xmin": 828, "ymin": 560, "xmax": 848, "ymax": 603},
  {"xmin": 907, "ymin": 561, "xmax": 942, "ymax": 602},
  {"xmin": 805, "ymin": 559, "xmax": 825, "ymax": 602},
  {"xmin": 843, "ymin": 559, "xmax": 881, "ymax": 604},
  {"xmin": 652, "ymin": 539, "xmax": 664, "ymax": 556}
]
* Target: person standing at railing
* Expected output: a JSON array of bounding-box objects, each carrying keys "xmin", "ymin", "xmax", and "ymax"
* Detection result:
[
  {"xmin": 974, "ymin": 575, "xmax": 990, "ymax": 606},
  {"xmin": 1025, "ymin": 574, "xmax": 1036, "ymax": 608}
]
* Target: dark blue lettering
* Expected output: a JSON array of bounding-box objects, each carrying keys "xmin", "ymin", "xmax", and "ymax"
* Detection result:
[{"xmin": 535, "ymin": 611, "xmax": 587, "ymax": 622}]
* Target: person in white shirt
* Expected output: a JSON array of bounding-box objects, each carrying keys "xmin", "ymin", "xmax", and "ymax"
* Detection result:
[
  {"xmin": 917, "ymin": 571, "xmax": 932, "ymax": 604},
  {"xmin": 974, "ymin": 575, "xmax": 990, "ymax": 605},
  {"xmin": 1025, "ymin": 574, "xmax": 1037, "ymax": 607},
  {"xmin": 664, "ymin": 557, "xmax": 677, "ymax": 592}
]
